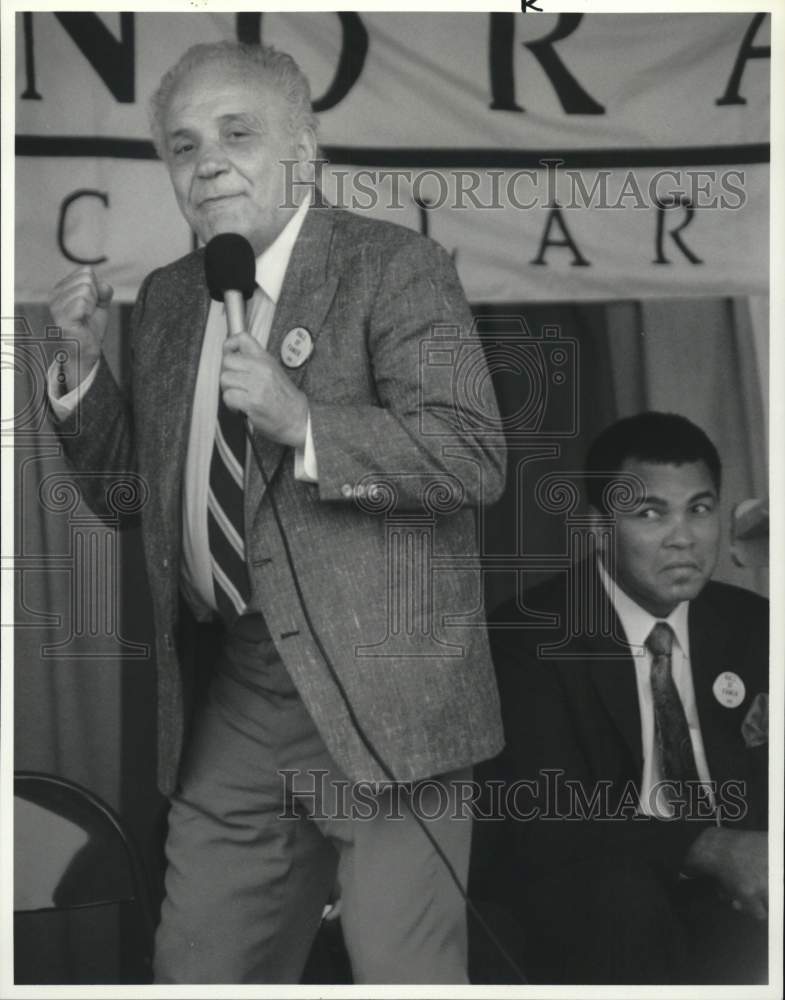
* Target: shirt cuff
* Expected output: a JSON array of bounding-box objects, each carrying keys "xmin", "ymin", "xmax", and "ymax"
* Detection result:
[
  {"xmin": 294, "ymin": 411, "xmax": 319, "ymax": 482},
  {"xmin": 47, "ymin": 358, "xmax": 100, "ymax": 419}
]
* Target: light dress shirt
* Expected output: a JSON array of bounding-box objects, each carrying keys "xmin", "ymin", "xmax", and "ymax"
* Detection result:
[
  {"xmin": 597, "ymin": 560, "xmax": 714, "ymax": 819},
  {"xmin": 49, "ymin": 197, "xmax": 317, "ymax": 619}
]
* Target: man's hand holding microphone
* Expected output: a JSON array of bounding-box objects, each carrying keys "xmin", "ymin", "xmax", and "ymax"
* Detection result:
[
  {"xmin": 220, "ymin": 331, "xmax": 308, "ymax": 449},
  {"xmin": 206, "ymin": 232, "xmax": 309, "ymax": 450}
]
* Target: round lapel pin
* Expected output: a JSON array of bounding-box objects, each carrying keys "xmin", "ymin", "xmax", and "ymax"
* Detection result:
[
  {"xmin": 281, "ymin": 327, "xmax": 313, "ymax": 369},
  {"xmin": 712, "ymin": 671, "xmax": 746, "ymax": 709}
]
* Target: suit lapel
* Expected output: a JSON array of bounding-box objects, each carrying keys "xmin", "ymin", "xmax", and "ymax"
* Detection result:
[
  {"xmin": 587, "ymin": 636, "xmax": 644, "ymax": 775},
  {"xmin": 689, "ymin": 589, "xmax": 747, "ymax": 790},
  {"xmin": 246, "ymin": 206, "xmax": 340, "ymax": 510},
  {"xmin": 143, "ymin": 252, "xmax": 210, "ymax": 536},
  {"xmin": 546, "ymin": 562, "xmax": 643, "ymax": 771},
  {"xmin": 582, "ymin": 566, "xmax": 644, "ymax": 773}
]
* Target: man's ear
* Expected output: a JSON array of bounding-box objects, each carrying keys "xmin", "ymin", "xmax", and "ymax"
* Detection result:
[
  {"xmin": 293, "ymin": 126, "xmax": 317, "ymax": 176},
  {"xmin": 286, "ymin": 127, "xmax": 321, "ymax": 201}
]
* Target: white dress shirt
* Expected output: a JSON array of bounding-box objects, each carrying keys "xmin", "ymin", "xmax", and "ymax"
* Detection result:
[
  {"xmin": 49, "ymin": 197, "xmax": 317, "ymax": 619},
  {"xmin": 597, "ymin": 560, "xmax": 714, "ymax": 819}
]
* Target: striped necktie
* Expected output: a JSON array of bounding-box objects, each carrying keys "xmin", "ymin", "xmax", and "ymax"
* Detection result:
[
  {"xmin": 646, "ymin": 621, "xmax": 700, "ymax": 791},
  {"xmin": 207, "ymin": 300, "xmax": 257, "ymax": 623}
]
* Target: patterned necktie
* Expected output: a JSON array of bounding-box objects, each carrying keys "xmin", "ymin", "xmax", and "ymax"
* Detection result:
[
  {"xmin": 646, "ymin": 621, "xmax": 700, "ymax": 791},
  {"xmin": 207, "ymin": 337, "xmax": 252, "ymax": 624}
]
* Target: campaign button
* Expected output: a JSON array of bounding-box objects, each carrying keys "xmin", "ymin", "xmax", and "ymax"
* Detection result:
[
  {"xmin": 281, "ymin": 327, "xmax": 313, "ymax": 368},
  {"xmin": 712, "ymin": 671, "xmax": 745, "ymax": 708}
]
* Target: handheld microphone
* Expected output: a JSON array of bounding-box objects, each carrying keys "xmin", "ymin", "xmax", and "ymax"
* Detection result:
[{"xmin": 204, "ymin": 232, "xmax": 256, "ymax": 335}]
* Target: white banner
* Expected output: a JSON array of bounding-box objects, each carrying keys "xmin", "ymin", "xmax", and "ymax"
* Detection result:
[{"xmin": 14, "ymin": 11, "xmax": 770, "ymax": 302}]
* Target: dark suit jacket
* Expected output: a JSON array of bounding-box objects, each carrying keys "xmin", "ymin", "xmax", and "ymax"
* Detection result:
[
  {"xmin": 473, "ymin": 562, "xmax": 768, "ymax": 912},
  {"xmin": 54, "ymin": 205, "xmax": 507, "ymax": 794}
]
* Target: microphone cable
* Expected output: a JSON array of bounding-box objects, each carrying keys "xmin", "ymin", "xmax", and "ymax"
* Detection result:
[{"xmin": 246, "ymin": 432, "xmax": 528, "ymax": 985}]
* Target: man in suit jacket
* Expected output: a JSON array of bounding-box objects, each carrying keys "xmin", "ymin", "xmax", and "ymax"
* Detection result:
[
  {"xmin": 47, "ymin": 42, "xmax": 505, "ymax": 984},
  {"xmin": 474, "ymin": 412, "xmax": 768, "ymax": 985}
]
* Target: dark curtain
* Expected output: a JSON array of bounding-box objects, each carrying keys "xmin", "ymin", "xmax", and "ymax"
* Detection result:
[{"xmin": 477, "ymin": 301, "xmax": 619, "ymax": 615}]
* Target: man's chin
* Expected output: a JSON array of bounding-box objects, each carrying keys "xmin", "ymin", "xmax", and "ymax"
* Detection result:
[
  {"xmin": 636, "ymin": 575, "xmax": 708, "ymax": 616},
  {"xmin": 664, "ymin": 577, "xmax": 706, "ymax": 606},
  {"xmin": 191, "ymin": 204, "xmax": 250, "ymax": 239},
  {"xmin": 201, "ymin": 220, "xmax": 250, "ymax": 242}
]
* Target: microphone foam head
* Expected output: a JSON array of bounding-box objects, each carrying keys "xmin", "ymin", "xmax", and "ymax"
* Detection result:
[{"xmin": 204, "ymin": 233, "xmax": 256, "ymax": 301}]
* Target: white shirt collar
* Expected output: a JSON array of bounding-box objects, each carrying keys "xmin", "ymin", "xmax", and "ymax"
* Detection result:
[
  {"xmin": 254, "ymin": 198, "xmax": 310, "ymax": 304},
  {"xmin": 597, "ymin": 558, "xmax": 690, "ymax": 656}
]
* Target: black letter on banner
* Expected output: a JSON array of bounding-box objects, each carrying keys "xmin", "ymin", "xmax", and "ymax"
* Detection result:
[
  {"xmin": 524, "ymin": 15, "xmax": 604, "ymax": 113},
  {"xmin": 413, "ymin": 198, "xmax": 458, "ymax": 263},
  {"xmin": 716, "ymin": 12, "xmax": 770, "ymax": 106},
  {"xmin": 489, "ymin": 14, "xmax": 523, "ymax": 111},
  {"xmin": 415, "ymin": 198, "xmax": 432, "ymax": 239},
  {"xmin": 236, "ymin": 13, "xmax": 368, "ymax": 111},
  {"xmin": 490, "ymin": 13, "xmax": 604, "ymax": 114},
  {"xmin": 21, "ymin": 13, "xmax": 42, "ymax": 100},
  {"xmin": 54, "ymin": 13, "xmax": 135, "ymax": 102},
  {"xmin": 531, "ymin": 204, "xmax": 590, "ymax": 267},
  {"xmin": 653, "ymin": 197, "xmax": 702, "ymax": 265},
  {"xmin": 58, "ymin": 190, "xmax": 109, "ymax": 265}
]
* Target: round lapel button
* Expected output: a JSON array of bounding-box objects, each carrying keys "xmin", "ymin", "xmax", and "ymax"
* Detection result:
[
  {"xmin": 281, "ymin": 327, "xmax": 313, "ymax": 369},
  {"xmin": 712, "ymin": 671, "xmax": 746, "ymax": 708}
]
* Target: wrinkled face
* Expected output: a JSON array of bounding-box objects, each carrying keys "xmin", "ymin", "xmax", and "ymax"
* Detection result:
[
  {"xmin": 161, "ymin": 60, "xmax": 314, "ymax": 254},
  {"xmin": 598, "ymin": 459, "xmax": 721, "ymax": 617}
]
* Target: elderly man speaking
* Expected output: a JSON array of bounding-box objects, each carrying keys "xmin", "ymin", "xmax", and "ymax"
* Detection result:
[{"xmin": 47, "ymin": 42, "xmax": 505, "ymax": 984}]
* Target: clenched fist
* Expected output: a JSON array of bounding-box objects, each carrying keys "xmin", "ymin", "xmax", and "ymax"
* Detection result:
[{"xmin": 48, "ymin": 267, "xmax": 114, "ymax": 391}]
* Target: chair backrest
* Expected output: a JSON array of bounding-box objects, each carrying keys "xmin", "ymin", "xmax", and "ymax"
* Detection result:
[{"xmin": 14, "ymin": 771, "xmax": 154, "ymax": 984}]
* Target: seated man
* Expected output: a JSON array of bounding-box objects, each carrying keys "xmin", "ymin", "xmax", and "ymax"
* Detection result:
[{"xmin": 475, "ymin": 412, "xmax": 768, "ymax": 985}]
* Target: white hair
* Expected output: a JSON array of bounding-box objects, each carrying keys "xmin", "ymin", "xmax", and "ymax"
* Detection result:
[{"xmin": 149, "ymin": 41, "xmax": 318, "ymax": 159}]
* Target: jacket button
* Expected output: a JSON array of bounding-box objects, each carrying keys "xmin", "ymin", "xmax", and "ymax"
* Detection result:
[
  {"xmin": 162, "ymin": 557, "xmax": 169, "ymax": 569},
  {"xmin": 341, "ymin": 484, "xmax": 353, "ymax": 497}
]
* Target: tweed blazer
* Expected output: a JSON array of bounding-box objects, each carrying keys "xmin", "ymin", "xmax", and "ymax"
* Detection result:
[{"xmin": 55, "ymin": 205, "xmax": 507, "ymax": 795}]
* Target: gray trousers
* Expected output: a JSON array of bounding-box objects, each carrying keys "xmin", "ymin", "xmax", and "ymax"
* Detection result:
[{"xmin": 153, "ymin": 620, "xmax": 472, "ymax": 984}]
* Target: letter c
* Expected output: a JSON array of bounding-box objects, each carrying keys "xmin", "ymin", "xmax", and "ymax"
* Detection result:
[{"xmin": 57, "ymin": 189, "xmax": 109, "ymax": 265}]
